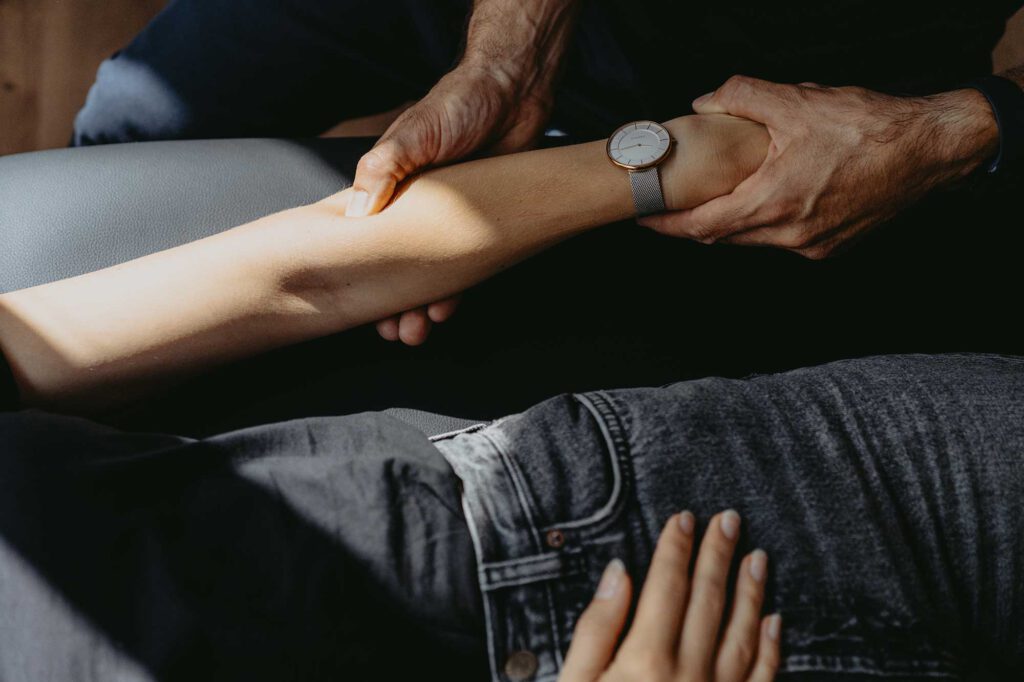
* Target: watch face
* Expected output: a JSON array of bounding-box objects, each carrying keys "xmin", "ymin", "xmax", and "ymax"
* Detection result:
[{"xmin": 607, "ymin": 120, "xmax": 672, "ymax": 169}]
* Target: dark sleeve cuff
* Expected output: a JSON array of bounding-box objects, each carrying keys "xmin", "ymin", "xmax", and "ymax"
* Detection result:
[
  {"xmin": 0, "ymin": 348, "xmax": 20, "ymax": 411},
  {"xmin": 962, "ymin": 75, "xmax": 1024, "ymax": 174}
]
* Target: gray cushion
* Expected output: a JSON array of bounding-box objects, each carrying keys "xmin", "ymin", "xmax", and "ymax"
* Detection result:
[{"xmin": 0, "ymin": 138, "xmax": 366, "ymax": 293}]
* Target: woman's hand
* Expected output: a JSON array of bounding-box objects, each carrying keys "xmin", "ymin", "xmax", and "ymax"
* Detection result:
[{"xmin": 559, "ymin": 510, "xmax": 781, "ymax": 682}]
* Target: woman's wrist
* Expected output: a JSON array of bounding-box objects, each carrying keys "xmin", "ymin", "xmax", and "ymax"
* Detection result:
[
  {"xmin": 287, "ymin": 114, "xmax": 772, "ymax": 322},
  {"xmin": 660, "ymin": 115, "xmax": 770, "ymax": 211}
]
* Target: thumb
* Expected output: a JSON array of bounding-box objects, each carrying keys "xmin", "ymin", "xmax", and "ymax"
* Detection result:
[
  {"xmin": 691, "ymin": 75, "xmax": 791, "ymax": 125},
  {"xmin": 348, "ymin": 127, "xmax": 424, "ymax": 217}
]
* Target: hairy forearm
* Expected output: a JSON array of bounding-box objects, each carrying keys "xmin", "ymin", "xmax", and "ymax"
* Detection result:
[
  {"xmin": 0, "ymin": 115, "xmax": 768, "ymax": 412},
  {"xmin": 925, "ymin": 61, "xmax": 1024, "ymax": 182},
  {"xmin": 461, "ymin": 0, "xmax": 580, "ymax": 94}
]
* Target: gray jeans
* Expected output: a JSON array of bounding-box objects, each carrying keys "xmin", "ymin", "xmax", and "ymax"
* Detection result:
[
  {"xmin": 434, "ymin": 353, "xmax": 1024, "ymax": 681},
  {"xmin": 0, "ymin": 354, "xmax": 1021, "ymax": 681}
]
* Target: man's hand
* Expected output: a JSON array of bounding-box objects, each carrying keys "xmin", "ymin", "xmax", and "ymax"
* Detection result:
[
  {"xmin": 349, "ymin": 62, "xmax": 551, "ymax": 344},
  {"xmin": 349, "ymin": 0, "xmax": 579, "ymax": 345},
  {"xmin": 640, "ymin": 76, "xmax": 999, "ymax": 260}
]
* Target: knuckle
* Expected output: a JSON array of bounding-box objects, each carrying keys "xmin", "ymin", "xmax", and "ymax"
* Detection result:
[
  {"xmin": 689, "ymin": 221, "xmax": 719, "ymax": 244},
  {"xmin": 618, "ymin": 650, "xmax": 672, "ymax": 681},
  {"xmin": 718, "ymin": 75, "xmax": 749, "ymax": 103},
  {"xmin": 694, "ymin": 558, "xmax": 730, "ymax": 594},
  {"xmin": 724, "ymin": 74, "xmax": 754, "ymax": 91},
  {"xmin": 688, "ymin": 220, "xmax": 712, "ymax": 241},
  {"xmin": 356, "ymin": 148, "xmax": 398, "ymax": 179},
  {"xmin": 732, "ymin": 638, "xmax": 757, "ymax": 665},
  {"xmin": 720, "ymin": 637, "xmax": 756, "ymax": 671}
]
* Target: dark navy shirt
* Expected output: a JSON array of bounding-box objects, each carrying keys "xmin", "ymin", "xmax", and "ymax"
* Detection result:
[
  {"xmin": 555, "ymin": 0, "xmax": 1021, "ymax": 136},
  {"xmin": 0, "ymin": 352, "xmax": 16, "ymax": 411}
]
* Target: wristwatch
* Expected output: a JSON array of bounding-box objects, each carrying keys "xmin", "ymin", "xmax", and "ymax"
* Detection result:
[{"xmin": 606, "ymin": 120, "xmax": 675, "ymax": 217}]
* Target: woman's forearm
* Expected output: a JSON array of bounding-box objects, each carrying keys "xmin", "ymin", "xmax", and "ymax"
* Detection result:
[
  {"xmin": 0, "ymin": 114, "xmax": 768, "ymax": 411},
  {"xmin": 286, "ymin": 114, "xmax": 769, "ymax": 329},
  {"xmin": 0, "ymin": 216, "xmax": 311, "ymax": 410}
]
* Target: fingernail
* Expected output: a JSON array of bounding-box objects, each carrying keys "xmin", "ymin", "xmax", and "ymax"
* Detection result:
[
  {"xmin": 749, "ymin": 549, "xmax": 768, "ymax": 583},
  {"xmin": 345, "ymin": 190, "xmax": 370, "ymax": 217},
  {"xmin": 767, "ymin": 613, "xmax": 782, "ymax": 641},
  {"xmin": 692, "ymin": 91, "xmax": 715, "ymax": 107},
  {"xmin": 720, "ymin": 509, "xmax": 741, "ymax": 540},
  {"xmin": 595, "ymin": 559, "xmax": 625, "ymax": 600},
  {"xmin": 677, "ymin": 511, "xmax": 695, "ymax": 535}
]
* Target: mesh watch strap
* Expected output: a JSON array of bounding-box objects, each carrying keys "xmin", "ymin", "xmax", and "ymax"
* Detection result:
[{"xmin": 628, "ymin": 167, "xmax": 666, "ymax": 217}]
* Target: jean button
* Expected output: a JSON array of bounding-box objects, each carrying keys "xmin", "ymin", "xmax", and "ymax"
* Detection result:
[
  {"xmin": 504, "ymin": 650, "xmax": 538, "ymax": 680},
  {"xmin": 545, "ymin": 529, "xmax": 565, "ymax": 549}
]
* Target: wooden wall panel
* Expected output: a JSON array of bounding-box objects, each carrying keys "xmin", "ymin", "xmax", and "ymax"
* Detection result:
[
  {"xmin": 0, "ymin": 0, "xmax": 166, "ymax": 155},
  {"xmin": 0, "ymin": 0, "xmax": 44, "ymax": 155},
  {"xmin": 1, "ymin": 3, "xmax": 1023, "ymax": 156}
]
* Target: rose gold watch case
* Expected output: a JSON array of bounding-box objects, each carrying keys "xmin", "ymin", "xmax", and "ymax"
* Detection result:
[{"xmin": 606, "ymin": 120, "xmax": 675, "ymax": 170}]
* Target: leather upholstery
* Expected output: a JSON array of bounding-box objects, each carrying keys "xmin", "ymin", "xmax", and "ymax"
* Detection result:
[{"xmin": 0, "ymin": 138, "xmax": 367, "ymax": 293}]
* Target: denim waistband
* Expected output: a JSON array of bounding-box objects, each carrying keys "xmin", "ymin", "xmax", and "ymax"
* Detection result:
[{"xmin": 433, "ymin": 391, "xmax": 643, "ymax": 682}]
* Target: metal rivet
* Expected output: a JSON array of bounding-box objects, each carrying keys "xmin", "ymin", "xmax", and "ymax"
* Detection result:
[
  {"xmin": 504, "ymin": 650, "xmax": 538, "ymax": 681},
  {"xmin": 545, "ymin": 529, "xmax": 565, "ymax": 549}
]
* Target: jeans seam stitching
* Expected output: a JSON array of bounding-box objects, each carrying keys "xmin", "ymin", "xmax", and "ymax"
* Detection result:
[
  {"xmin": 481, "ymin": 429, "xmax": 544, "ymax": 553},
  {"xmin": 479, "ymin": 428, "xmax": 565, "ymax": 672},
  {"xmin": 590, "ymin": 390, "xmax": 655, "ymax": 560},
  {"xmin": 543, "ymin": 392, "xmax": 632, "ymax": 535}
]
